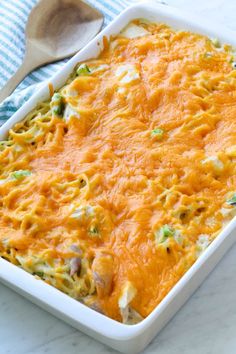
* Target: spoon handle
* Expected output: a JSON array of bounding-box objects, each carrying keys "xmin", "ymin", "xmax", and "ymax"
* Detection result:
[{"xmin": 0, "ymin": 55, "xmax": 37, "ymax": 104}]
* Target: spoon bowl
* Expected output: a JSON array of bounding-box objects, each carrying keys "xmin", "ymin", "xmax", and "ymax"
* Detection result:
[
  {"xmin": 27, "ymin": 0, "xmax": 104, "ymax": 60},
  {"xmin": 0, "ymin": 0, "xmax": 103, "ymax": 103}
]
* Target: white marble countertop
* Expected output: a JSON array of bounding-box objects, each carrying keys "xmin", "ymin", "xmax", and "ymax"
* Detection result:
[{"xmin": 1, "ymin": 1, "xmax": 236, "ymax": 353}]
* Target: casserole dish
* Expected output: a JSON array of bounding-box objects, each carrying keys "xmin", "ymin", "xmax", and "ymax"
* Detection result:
[{"xmin": 0, "ymin": 2, "xmax": 235, "ymax": 353}]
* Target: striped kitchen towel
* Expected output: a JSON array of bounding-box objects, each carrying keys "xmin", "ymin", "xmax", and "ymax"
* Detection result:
[{"xmin": 0, "ymin": 0, "xmax": 142, "ymax": 124}]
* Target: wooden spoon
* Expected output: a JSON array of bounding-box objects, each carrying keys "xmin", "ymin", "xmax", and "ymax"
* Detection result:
[{"xmin": 0, "ymin": 0, "xmax": 103, "ymax": 103}]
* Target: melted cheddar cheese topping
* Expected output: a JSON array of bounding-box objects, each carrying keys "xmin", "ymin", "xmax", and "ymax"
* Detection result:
[{"xmin": 0, "ymin": 20, "xmax": 235, "ymax": 323}]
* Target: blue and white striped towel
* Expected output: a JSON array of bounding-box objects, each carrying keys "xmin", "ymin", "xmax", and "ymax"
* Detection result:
[{"xmin": 0, "ymin": 0, "xmax": 139, "ymax": 124}]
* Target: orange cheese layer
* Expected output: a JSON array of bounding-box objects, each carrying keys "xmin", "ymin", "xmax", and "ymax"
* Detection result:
[{"xmin": 0, "ymin": 20, "xmax": 235, "ymax": 322}]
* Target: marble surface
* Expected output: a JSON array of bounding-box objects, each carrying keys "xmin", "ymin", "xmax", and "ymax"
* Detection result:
[{"xmin": 1, "ymin": 1, "xmax": 236, "ymax": 353}]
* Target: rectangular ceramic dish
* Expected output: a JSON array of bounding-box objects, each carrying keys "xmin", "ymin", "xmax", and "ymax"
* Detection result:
[{"xmin": 0, "ymin": 2, "xmax": 236, "ymax": 353}]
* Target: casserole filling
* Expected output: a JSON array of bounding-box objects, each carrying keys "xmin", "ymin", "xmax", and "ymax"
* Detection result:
[{"xmin": 0, "ymin": 20, "xmax": 235, "ymax": 323}]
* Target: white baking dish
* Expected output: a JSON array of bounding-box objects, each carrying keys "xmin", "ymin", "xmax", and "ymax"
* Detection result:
[{"xmin": 0, "ymin": 2, "xmax": 236, "ymax": 353}]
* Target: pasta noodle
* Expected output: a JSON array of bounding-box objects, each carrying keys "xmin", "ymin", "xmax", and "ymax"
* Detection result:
[{"xmin": 0, "ymin": 20, "xmax": 235, "ymax": 323}]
